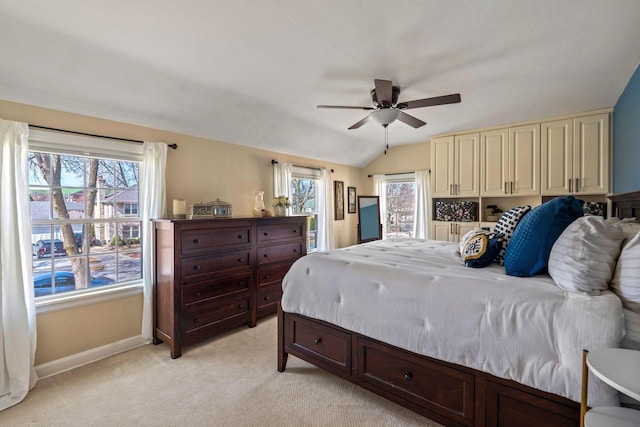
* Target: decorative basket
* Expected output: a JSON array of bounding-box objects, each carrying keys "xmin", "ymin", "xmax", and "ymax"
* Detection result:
[
  {"xmin": 189, "ymin": 199, "xmax": 232, "ymax": 219},
  {"xmin": 434, "ymin": 200, "xmax": 478, "ymax": 222}
]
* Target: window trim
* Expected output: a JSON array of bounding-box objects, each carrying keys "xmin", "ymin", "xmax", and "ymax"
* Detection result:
[{"xmin": 35, "ymin": 281, "xmax": 143, "ymax": 315}]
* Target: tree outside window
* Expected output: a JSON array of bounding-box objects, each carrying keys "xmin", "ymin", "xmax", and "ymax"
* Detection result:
[
  {"xmin": 385, "ymin": 181, "xmax": 416, "ymax": 238},
  {"xmin": 291, "ymin": 176, "xmax": 318, "ymax": 251}
]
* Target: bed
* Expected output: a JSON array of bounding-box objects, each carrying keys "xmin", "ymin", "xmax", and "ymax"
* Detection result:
[{"xmin": 277, "ymin": 191, "xmax": 640, "ymax": 427}]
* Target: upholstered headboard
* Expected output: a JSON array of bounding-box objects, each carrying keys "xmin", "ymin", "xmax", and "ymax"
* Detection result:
[{"xmin": 608, "ymin": 190, "xmax": 640, "ymax": 219}]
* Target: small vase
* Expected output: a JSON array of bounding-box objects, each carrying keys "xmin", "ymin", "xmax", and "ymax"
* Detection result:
[
  {"xmin": 252, "ymin": 191, "xmax": 265, "ymax": 216},
  {"xmin": 275, "ymin": 206, "xmax": 287, "ymax": 216}
]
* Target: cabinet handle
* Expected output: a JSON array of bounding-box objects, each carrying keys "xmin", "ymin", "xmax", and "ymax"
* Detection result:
[
  {"xmin": 237, "ymin": 234, "xmax": 244, "ymax": 239},
  {"xmin": 193, "ymin": 265, "xmax": 200, "ymax": 271},
  {"xmin": 264, "ymin": 275, "xmax": 270, "ymax": 280},
  {"xmin": 450, "ymin": 184, "xmax": 453, "ymax": 195},
  {"xmin": 237, "ymin": 304, "xmax": 244, "ymax": 309},
  {"xmin": 263, "ymin": 254, "xmax": 268, "ymax": 258},
  {"xmin": 194, "ymin": 291, "xmax": 201, "ymax": 298},
  {"xmin": 568, "ymin": 179, "xmax": 572, "ymax": 192},
  {"xmin": 575, "ymin": 178, "xmax": 579, "ymax": 191},
  {"xmin": 193, "ymin": 318, "xmax": 199, "ymax": 324},
  {"xmin": 455, "ymin": 184, "xmax": 458, "ymax": 195},
  {"xmin": 293, "ymin": 249, "xmax": 297, "ymax": 253},
  {"xmin": 193, "ymin": 238, "xmax": 200, "ymax": 244},
  {"xmin": 505, "ymin": 182, "xmax": 508, "ymax": 194},
  {"xmin": 263, "ymin": 232, "xmax": 269, "ymax": 236},
  {"xmin": 264, "ymin": 296, "xmax": 271, "ymax": 301},
  {"xmin": 292, "ymin": 229, "xmax": 297, "ymax": 233},
  {"xmin": 511, "ymin": 181, "xmax": 514, "ymax": 194},
  {"xmin": 314, "ymin": 338, "xmax": 322, "ymax": 345},
  {"xmin": 404, "ymin": 372, "xmax": 413, "ymax": 381},
  {"xmin": 238, "ymin": 258, "xmax": 244, "ymax": 263}
]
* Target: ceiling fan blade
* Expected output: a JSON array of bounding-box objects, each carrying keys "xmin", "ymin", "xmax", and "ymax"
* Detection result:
[
  {"xmin": 317, "ymin": 105, "xmax": 374, "ymax": 110},
  {"xmin": 397, "ymin": 93, "xmax": 461, "ymax": 110},
  {"xmin": 348, "ymin": 115, "xmax": 371, "ymax": 129},
  {"xmin": 374, "ymin": 79, "xmax": 393, "ymax": 105},
  {"xmin": 397, "ymin": 111, "xmax": 427, "ymax": 128}
]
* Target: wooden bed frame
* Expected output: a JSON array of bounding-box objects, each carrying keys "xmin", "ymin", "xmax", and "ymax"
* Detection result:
[{"xmin": 277, "ymin": 191, "xmax": 640, "ymax": 427}]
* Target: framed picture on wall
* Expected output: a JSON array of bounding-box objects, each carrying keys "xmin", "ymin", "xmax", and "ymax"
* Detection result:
[
  {"xmin": 334, "ymin": 181, "xmax": 344, "ymax": 220},
  {"xmin": 348, "ymin": 186, "xmax": 356, "ymax": 213}
]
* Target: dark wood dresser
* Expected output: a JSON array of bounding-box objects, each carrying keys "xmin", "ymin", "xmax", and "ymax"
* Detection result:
[{"xmin": 153, "ymin": 216, "xmax": 306, "ymax": 358}]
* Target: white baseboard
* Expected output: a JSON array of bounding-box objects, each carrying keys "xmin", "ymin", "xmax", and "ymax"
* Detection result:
[{"xmin": 35, "ymin": 335, "xmax": 146, "ymax": 379}]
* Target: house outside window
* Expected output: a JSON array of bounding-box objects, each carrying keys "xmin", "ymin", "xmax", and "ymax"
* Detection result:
[
  {"xmin": 384, "ymin": 174, "xmax": 416, "ymax": 238},
  {"xmin": 290, "ymin": 166, "xmax": 320, "ymax": 252},
  {"xmin": 28, "ymin": 129, "xmax": 143, "ymax": 299}
]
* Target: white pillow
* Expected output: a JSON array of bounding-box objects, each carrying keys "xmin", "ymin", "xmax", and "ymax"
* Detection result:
[
  {"xmin": 622, "ymin": 308, "xmax": 640, "ymax": 350},
  {"xmin": 610, "ymin": 231, "xmax": 640, "ymax": 312},
  {"xmin": 548, "ymin": 216, "xmax": 625, "ymax": 295}
]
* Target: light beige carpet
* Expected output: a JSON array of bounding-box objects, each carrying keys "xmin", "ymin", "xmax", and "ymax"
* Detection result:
[{"xmin": 1, "ymin": 316, "xmax": 442, "ymax": 426}]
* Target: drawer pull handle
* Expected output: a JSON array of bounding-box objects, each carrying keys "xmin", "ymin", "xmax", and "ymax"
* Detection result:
[
  {"xmin": 193, "ymin": 238, "xmax": 200, "ymax": 244},
  {"xmin": 264, "ymin": 296, "xmax": 271, "ymax": 301},
  {"xmin": 237, "ymin": 234, "xmax": 243, "ymax": 239},
  {"xmin": 193, "ymin": 318, "xmax": 200, "ymax": 324},
  {"xmin": 194, "ymin": 291, "xmax": 201, "ymax": 298},
  {"xmin": 293, "ymin": 229, "xmax": 297, "ymax": 233},
  {"xmin": 293, "ymin": 249, "xmax": 297, "ymax": 253},
  {"xmin": 238, "ymin": 304, "xmax": 245, "ymax": 309},
  {"xmin": 404, "ymin": 372, "xmax": 413, "ymax": 381},
  {"xmin": 314, "ymin": 338, "xmax": 322, "ymax": 345},
  {"xmin": 238, "ymin": 258, "xmax": 244, "ymax": 263},
  {"xmin": 193, "ymin": 265, "xmax": 200, "ymax": 271},
  {"xmin": 263, "ymin": 254, "xmax": 268, "ymax": 258},
  {"xmin": 263, "ymin": 232, "xmax": 269, "ymax": 236},
  {"xmin": 264, "ymin": 275, "xmax": 270, "ymax": 280}
]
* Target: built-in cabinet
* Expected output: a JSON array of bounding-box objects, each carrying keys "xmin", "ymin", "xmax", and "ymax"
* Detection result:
[
  {"xmin": 541, "ymin": 113, "xmax": 609, "ymax": 196},
  {"xmin": 480, "ymin": 124, "xmax": 540, "ymax": 196},
  {"xmin": 431, "ymin": 111, "xmax": 610, "ymax": 241},
  {"xmin": 431, "ymin": 133, "xmax": 479, "ymax": 197}
]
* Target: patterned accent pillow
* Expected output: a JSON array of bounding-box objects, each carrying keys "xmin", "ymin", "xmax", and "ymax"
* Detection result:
[
  {"xmin": 460, "ymin": 230, "xmax": 504, "ymax": 268},
  {"xmin": 493, "ymin": 206, "xmax": 531, "ymax": 266}
]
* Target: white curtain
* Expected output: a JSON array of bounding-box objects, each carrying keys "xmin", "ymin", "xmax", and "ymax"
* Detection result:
[
  {"xmin": 413, "ymin": 170, "xmax": 431, "ymax": 240},
  {"xmin": 316, "ymin": 168, "xmax": 333, "ymax": 251},
  {"xmin": 372, "ymin": 174, "xmax": 387, "ymax": 239},
  {"xmin": 140, "ymin": 142, "xmax": 167, "ymax": 343},
  {"xmin": 0, "ymin": 120, "xmax": 37, "ymax": 411},
  {"xmin": 273, "ymin": 161, "xmax": 293, "ymax": 215}
]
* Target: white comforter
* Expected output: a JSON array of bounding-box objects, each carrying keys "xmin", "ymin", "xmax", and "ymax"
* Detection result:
[{"xmin": 281, "ymin": 238, "xmax": 625, "ymax": 406}]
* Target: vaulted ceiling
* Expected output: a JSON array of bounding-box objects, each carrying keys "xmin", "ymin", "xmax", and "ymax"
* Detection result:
[{"xmin": 1, "ymin": 1, "xmax": 639, "ymax": 167}]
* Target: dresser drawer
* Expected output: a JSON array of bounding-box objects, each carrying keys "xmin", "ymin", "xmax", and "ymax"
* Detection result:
[
  {"xmin": 181, "ymin": 226, "xmax": 251, "ymax": 255},
  {"xmin": 182, "ymin": 274, "xmax": 251, "ymax": 309},
  {"xmin": 357, "ymin": 337, "xmax": 474, "ymax": 426},
  {"xmin": 257, "ymin": 242, "xmax": 303, "ymax": 265},
  {"xmin": 182, "ymin": 295, "xmax": 251, "ymax": 335},
  {"xmin": 257, "ymin": 282, "xmax": 282, "ymax": 308},
  {"xmin": 181, "ymin": 250, "xmax": 251, "ymax": 283},
  {"xmin": 287, "ymin": 315, "xmax": 351, "ymax": 375},
  {"xmin": 257, "ymin": 223, "xmax": 304, "ymax": 244},
  {"xmin": 257, "ymin": 263, "xmax": 292, "ymax": 286}
]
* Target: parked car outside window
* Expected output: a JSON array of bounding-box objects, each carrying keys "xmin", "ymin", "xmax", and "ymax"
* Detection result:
[
  {"xmin": 33, "ymin": 271, "xmax": 115, "ymax": 297},
  {"xmin": 32, "ymin": 239, "xmax": 67, "ymax": 259}
]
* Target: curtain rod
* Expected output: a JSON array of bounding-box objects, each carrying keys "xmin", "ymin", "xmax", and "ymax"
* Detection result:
[
  {"xmin": 367, "ymin": 170, "xmax": 429, "ymax": 178},
  {"xmin": 29, "ymin": 125, "xmax": 178, "ymax": 149},
  {"xmin": 271, "ymin": 159, "xmax": 334, "ymax": 173}
]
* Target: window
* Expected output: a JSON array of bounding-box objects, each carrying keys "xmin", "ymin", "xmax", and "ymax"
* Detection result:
[
  {"xmin": 290, "ymin": 166, "xmax": 320, "ymax": 252},
  {"xmin": 384, "ymin": 174, "xmax": 416, "ymax": 238},
  {"xmin": 28, "ymin": 130, "xmax": 143, "ymax": 299}
]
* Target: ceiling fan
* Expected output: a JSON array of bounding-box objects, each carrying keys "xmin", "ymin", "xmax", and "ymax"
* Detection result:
[{"xmin": 317, "ymin": 79, "xmax": 461, "ymax": 129}]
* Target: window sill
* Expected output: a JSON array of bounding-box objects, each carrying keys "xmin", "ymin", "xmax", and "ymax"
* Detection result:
[{"xmin": 35, "ymin": 281, "xmax": 143, "ymax": 315}]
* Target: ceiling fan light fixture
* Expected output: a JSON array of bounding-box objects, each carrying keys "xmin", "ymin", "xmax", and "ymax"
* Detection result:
[{"xmin": 370, "ymin": 109, "xmax": 400, "ymax": 126}]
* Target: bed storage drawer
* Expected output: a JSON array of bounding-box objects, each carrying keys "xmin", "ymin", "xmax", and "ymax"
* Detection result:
[
  {"xmin": 357, "ymin": 337, "xmax": 474, "ymax": 427},
  {"xmin": 285, "ymin": 315, "xmax": 351, "ymax": 376}
]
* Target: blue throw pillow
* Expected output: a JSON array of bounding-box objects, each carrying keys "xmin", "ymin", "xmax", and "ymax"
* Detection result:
[{"xmin": 504, "ymin": 196, "xmax": 584, "ymax": 277}]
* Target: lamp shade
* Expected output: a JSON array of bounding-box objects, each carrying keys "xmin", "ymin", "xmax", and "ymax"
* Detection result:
[{"xmin": 370, "ymin": 109, "xmax": 400, "ymax": 126}]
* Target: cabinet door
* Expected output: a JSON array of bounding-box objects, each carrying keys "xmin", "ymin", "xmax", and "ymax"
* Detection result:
[
  {"xmin": 541, "ymin": 119, "xmax": 573, "ymax": 195},
  {"xmin": 480, "ymin": 129, "xmax": 509, "ymax": 196},
  {"xmin": 432, "ymin": 222, "xmax": 453, "ymax": 242},
  {"xmin": 431, "ymin": 136, "xmax": 455, "ymax": 197},
  {"xmin": 457, "ymin": 223, "xmax": 478, "ymax": 242},
  {"xmin": 509, "ymin": 124, "xmax": 540, "ymax": 196},
  {"xmin": 454, "ymin": 133, "xmax": 480, "ymax": 197},
  {"xmin": 574, "ymin": 114, "xmax": 609, "ymax": 194}
]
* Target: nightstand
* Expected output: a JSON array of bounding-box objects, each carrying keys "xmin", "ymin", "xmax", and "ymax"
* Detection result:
[{"xmin": 580, "ymin": 348, "xmax": 640, "ymax": 427}]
